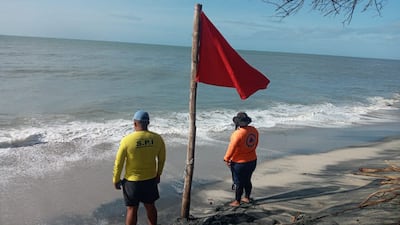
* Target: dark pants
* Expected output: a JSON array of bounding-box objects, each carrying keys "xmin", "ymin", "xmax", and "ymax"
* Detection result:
[{"xmin": 230, "ymin": 160, "xmax": 257, "ymax": 201}]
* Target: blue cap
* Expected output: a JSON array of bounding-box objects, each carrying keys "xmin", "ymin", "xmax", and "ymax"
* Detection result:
[{"xmin": 133, "ymin": 110, "xmax": 149, "ymax": 122}]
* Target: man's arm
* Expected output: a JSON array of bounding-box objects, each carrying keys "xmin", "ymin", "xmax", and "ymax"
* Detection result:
[
  {"xmin": 113, "ymin": 140, "xmax": 126, "ymax": 189},
  {"xmin": 157, "ymin": 137, "xmax": 166, "ymax": 178},
  {"xmin": 224, "ymin": 131, "xmax": 239, "ymax": 162}
]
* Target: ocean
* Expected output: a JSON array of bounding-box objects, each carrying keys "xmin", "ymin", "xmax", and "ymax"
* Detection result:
[{"xmin": 0, "ymin": 35, "xmax": 399, "ymax": 224}]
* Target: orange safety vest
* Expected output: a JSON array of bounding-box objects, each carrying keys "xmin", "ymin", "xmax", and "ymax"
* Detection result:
[{"xmin": 224, "ymin": 126, "xmax": 258, "ymax": 163}]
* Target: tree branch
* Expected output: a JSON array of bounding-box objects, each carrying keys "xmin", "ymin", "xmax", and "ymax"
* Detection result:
[
  {"xmin": 356, "ymin": 162, "xmax": 400, "ymax": 208},
  {"xmin": 263, "ymin": 0, "xmax": 386, "ymax": 24}
]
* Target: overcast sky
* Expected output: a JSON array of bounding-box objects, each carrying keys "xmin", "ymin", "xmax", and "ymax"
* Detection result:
[{"xmin": 1, "ymin": 0, "xmax": 399, "ymax": 59}]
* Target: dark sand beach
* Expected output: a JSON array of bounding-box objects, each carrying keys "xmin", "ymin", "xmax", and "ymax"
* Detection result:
[
  {"xmin": 171, "ymin": 136, "xmax": 400, "ymax": 225},
  {"xmin": 1, "ymin": 128, "xmax": 399, "ymax": 225}
]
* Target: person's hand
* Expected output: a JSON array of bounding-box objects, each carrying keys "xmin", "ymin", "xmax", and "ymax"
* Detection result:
[
  {"xmin": 114, "ymin": 181, "xmax": 122, "ymax": 190},
  {"xmin": 155, "ymin": 175, "xmax": 161, "ymax": 184},
  {"xmin": 225, "ymin": 160, "xmax": 231, "ymax": 167}
]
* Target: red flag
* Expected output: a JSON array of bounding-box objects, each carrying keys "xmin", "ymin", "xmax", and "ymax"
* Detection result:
[{"xmin": 195, "ymin": 12, "xmax": 270, "ymax": 100}]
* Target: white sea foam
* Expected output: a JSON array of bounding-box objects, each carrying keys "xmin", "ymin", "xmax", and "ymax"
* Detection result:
[
  {"xmin": 0, "ymin": 95, "xmax": 398, "ymax": 185},
  {"xmin": 0, "ymin": 95, "xmax": 398, "ymax": 149}
]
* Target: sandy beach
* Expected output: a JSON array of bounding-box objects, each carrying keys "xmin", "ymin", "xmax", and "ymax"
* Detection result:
[
  {"xmin": 1, "ymin": 128, "xmax": 400, "ymax": 225},
  {"xmin": 172, "ymin": 136, "xmax": 400, "ymax": 225}
]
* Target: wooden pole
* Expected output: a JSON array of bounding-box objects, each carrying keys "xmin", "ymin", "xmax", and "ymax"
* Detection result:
[{"xmin": 181, "ymin": 3, "xmax": 202, "ymax": 219}]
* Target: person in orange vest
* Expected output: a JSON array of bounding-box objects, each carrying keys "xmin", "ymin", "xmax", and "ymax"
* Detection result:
[{"xmin": 224, "ymin": 112, "xmax": 258, "ymax": 207}]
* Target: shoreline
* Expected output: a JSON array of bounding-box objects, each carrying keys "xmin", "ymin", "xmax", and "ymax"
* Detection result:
[
  {"xmin": 172, "ymin": 136, "xmax": 400, "ymax": 225},
  {"xmin": 1, "ymin": 132, "xmax": 399, "ymax": 225}
]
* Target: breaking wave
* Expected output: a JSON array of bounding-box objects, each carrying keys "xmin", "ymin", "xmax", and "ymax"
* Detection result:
[{"xmin": 0, "ymin": 94, "xmax": 398, "ymax": 185}]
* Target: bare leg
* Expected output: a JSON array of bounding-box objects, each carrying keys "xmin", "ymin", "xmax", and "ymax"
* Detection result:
[
  {"xmin": 126, "ymin": 206, "xmax": 138, "ymax": 225},
  {"xmin": 143, "ymin": 203, "xmax": 157, "ymax": 225}
]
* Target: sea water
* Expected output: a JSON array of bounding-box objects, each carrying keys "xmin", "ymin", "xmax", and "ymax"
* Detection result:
[{"xmin": 0, "ymin": 35, "xmax": 399, "ymax": 188}]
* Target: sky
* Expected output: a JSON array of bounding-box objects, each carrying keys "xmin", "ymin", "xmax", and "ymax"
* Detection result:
[{"xmin": 1, "ymin": 0, "xmax": 399, "ymax": 60}]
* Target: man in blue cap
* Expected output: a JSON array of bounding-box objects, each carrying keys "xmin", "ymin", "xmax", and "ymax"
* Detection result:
[{"xmin": 113, "ymin": 110, "xmax": 166, "ymax": 225}]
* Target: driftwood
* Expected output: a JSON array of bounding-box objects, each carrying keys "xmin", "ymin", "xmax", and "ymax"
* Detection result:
[{"xmin": 357, "ymin": 161, "xmax": 400, "ymax": 208}]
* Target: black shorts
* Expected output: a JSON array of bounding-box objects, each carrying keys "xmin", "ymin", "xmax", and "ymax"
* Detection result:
[{"xmin": 122, "ymin": 178, "xmax": 159, "ymax": 206}]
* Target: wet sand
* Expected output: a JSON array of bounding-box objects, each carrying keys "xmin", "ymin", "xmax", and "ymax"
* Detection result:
[
  {"xmin": 173, "ymin": 136, "xmax": 400, "ymax": 225},
  {"xmin": 1, "ymin": 126, "xmax": 399, "ymax": 225}
]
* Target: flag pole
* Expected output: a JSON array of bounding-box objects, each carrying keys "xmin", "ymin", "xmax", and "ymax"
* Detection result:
[{"xmin": 181, "ymin": 3, "xmax": 202, "ymax": 219}]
